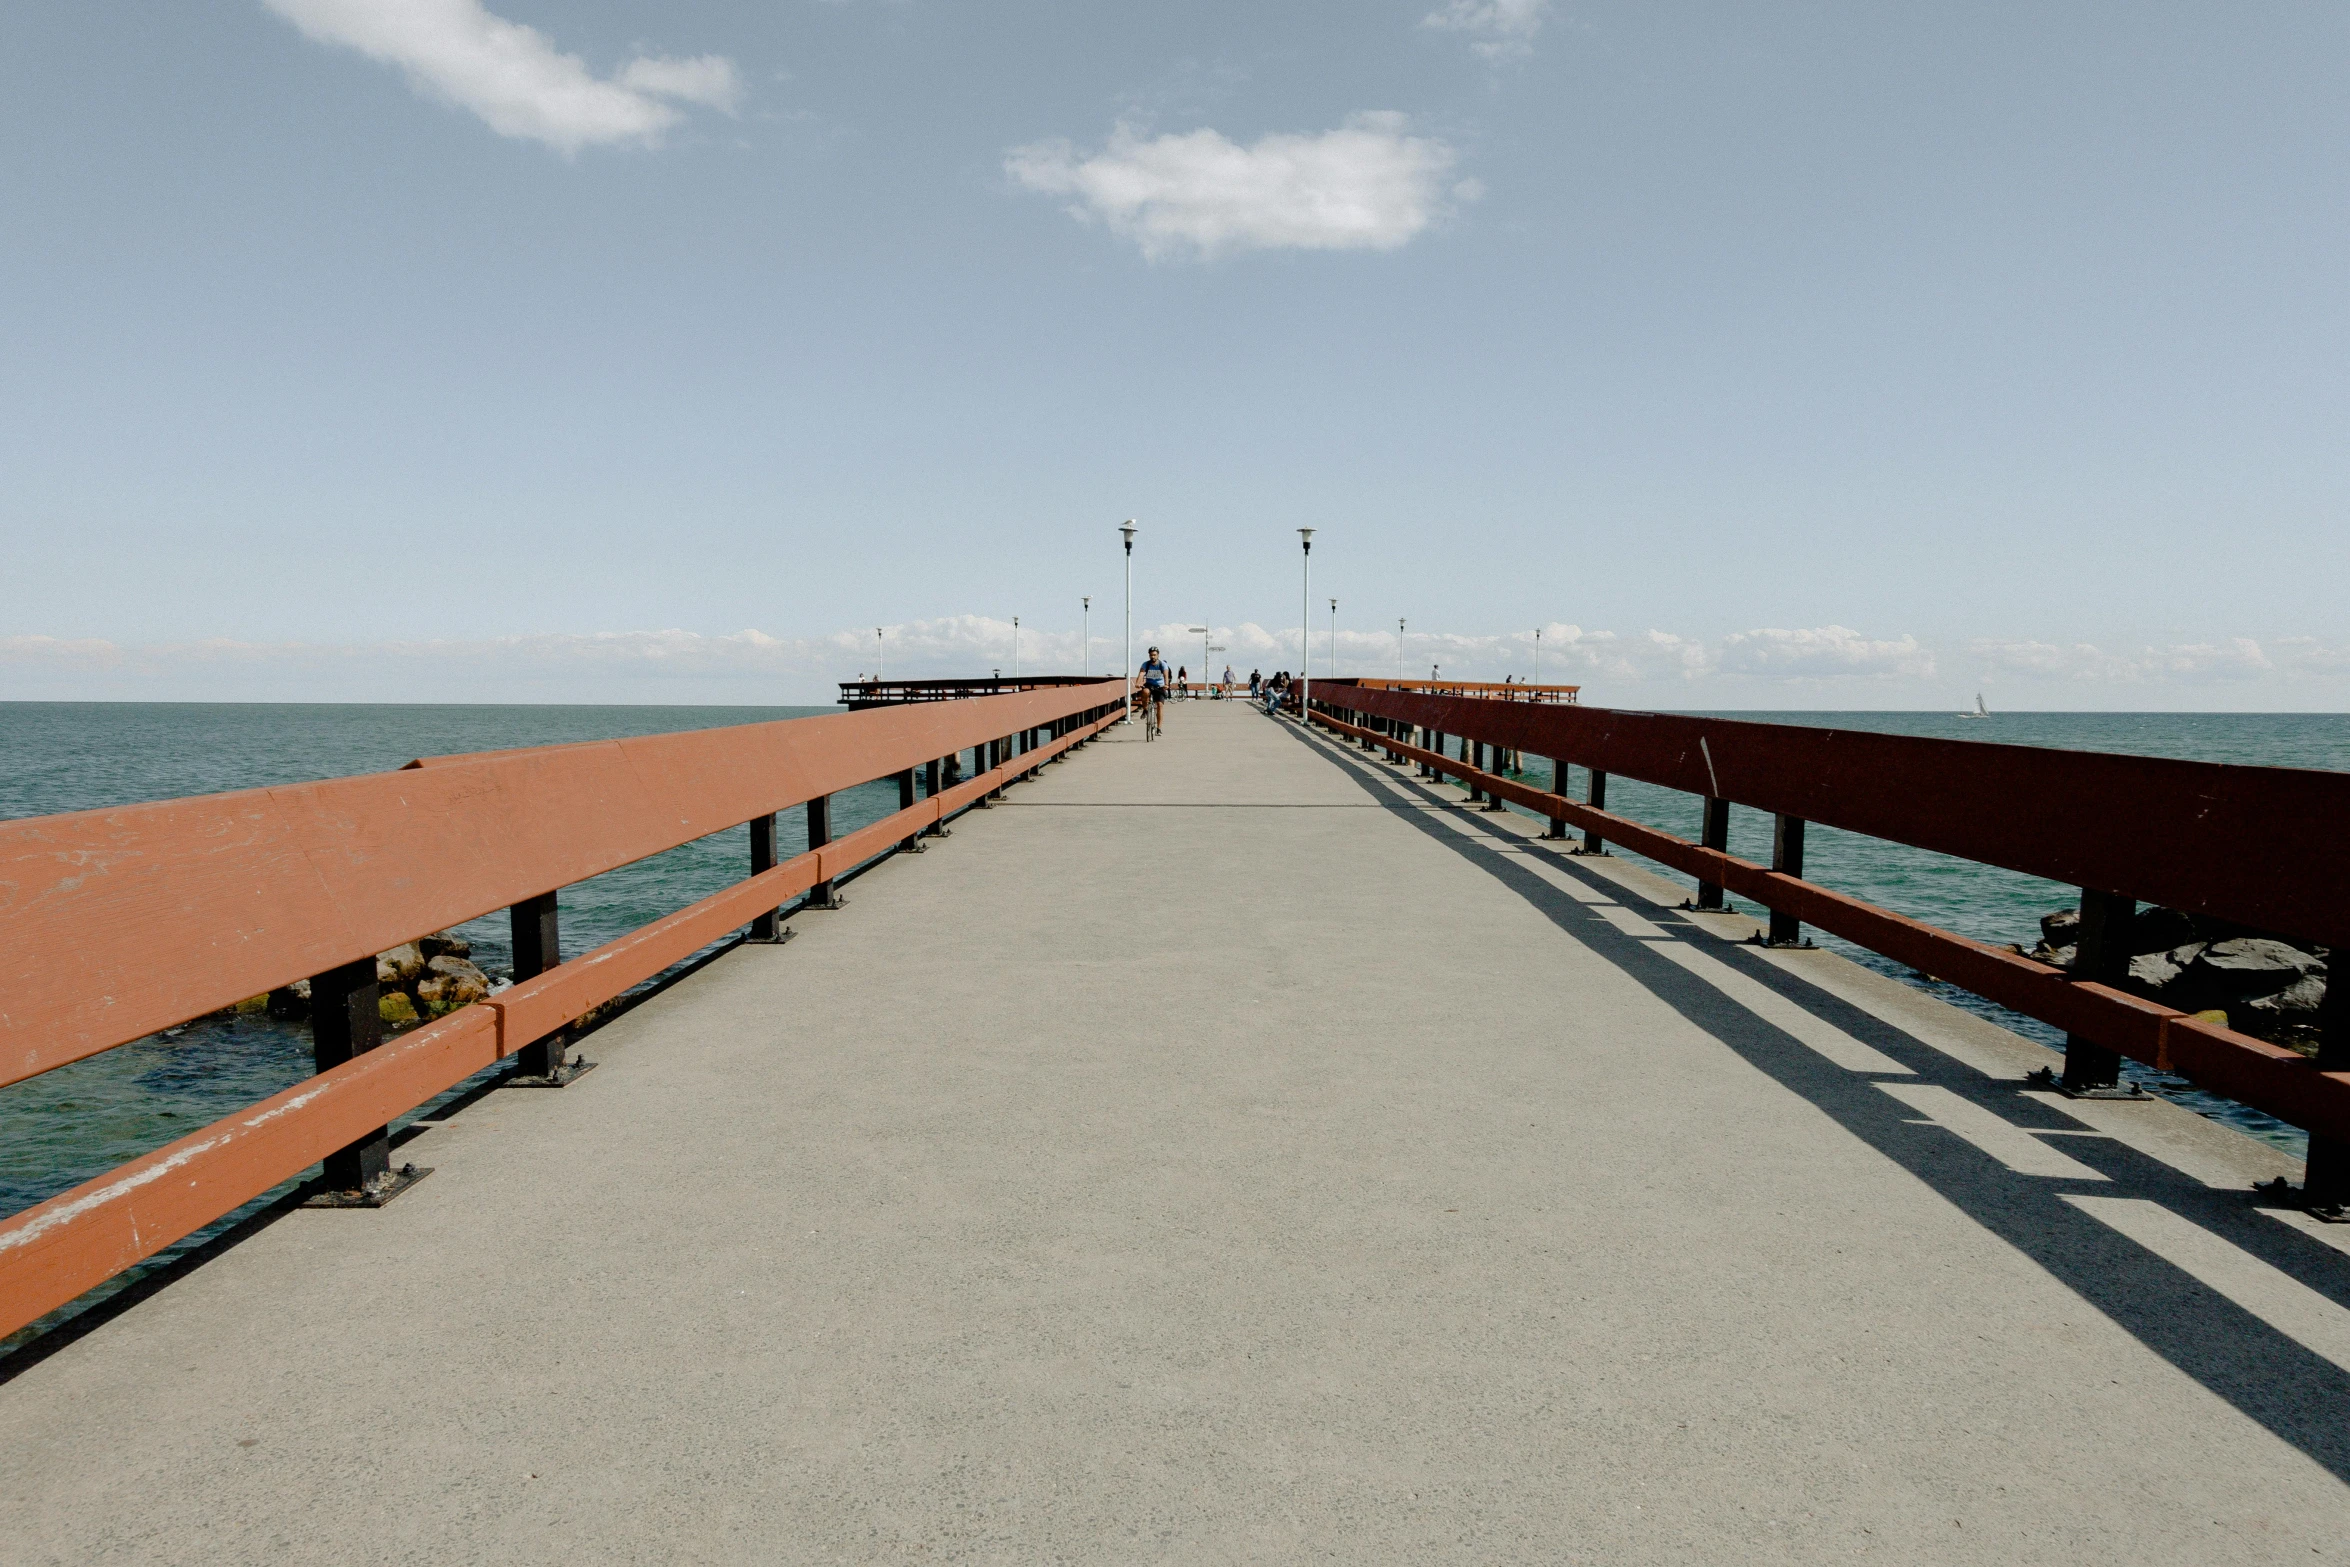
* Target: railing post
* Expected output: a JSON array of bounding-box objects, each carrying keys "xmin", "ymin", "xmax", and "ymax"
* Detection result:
[
  {"xmin": 303, "ymin": 955, "xmax": 427, "ymax": 1205},
  {"xmin": 923, "ymin": 758, "xmax": 950, "ymax": 837},
  {"xmin": 1581, "ymin": 769, "xmax": 1608, "ymax": 855},
  {"xmin": 1696, "ymin": 797, "xmax": 1730, "ymax": 909},
  {"xmin": 897, "ymin": 768, "xmax": 925, "ymax": 853},
  {"xmin": 2306, "ymin": 984, "xmax": 2349, "ymax": 1216},
  {"xmin": 2059, "ymin": 888, "xmax": 2137, "ymax": 1095},
  {"xmin": 747, "ymin": 813, "xmax": 788, "ymax": 942},
  {"xmin": 507, "ymin": 889, "xmax": 591, "ymax": 1084},
  {"xmin": 1481, "ymin": 740, "xmax": 1507, "ymax": 812},
  {"xmin": 1466, "ymin": 739, "xmax": 1483, "ymax": 803},
  {"xmin": 1545, "ymin": 758, "xmax": 1568, "ymax": 839},
  {"xmin": 1765, "ymin": 815, "xmax": 1807, "ymax": 947},
  {"xmin": 807, "ymin": 794, "xmax": 845, "ymax": 908}
]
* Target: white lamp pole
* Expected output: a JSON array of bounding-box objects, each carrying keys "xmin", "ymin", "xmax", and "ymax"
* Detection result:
[
  {"xmin": 1397, "ymin": 617, "xmax": 1405, "ymax": 681},
  {"xmin": 1012, "ymin": 616, "xmax": 1020, "ymax": 682},
  {"xmin": 1328, "ymin": 598, "xmax": 1338, "ymax": 678},
  {"xmin": 1534, "ymin": 627, "xmax": 1541, "ymax": 687},
  {"xmin": 1297, "ymin": 528, "xmax": 1314, "ymax": 720},
  {"xmin": 1190, "ymin": 625, "xmax": 1209, "ymax": 694},
  {"xmin": 876, "ymin": 627, "xmax": 884, "ymax": 684},
  {"xmin": 1120, "ymin": 522, "xmax": 1136, "ymax": 722},
  {"xmin": 1082, "ymin": 596, "xmax": 1091, "ymax": 677}
]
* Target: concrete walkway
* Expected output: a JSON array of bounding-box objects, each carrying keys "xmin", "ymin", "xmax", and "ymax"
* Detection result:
[{"xmin": 6, "ymin": 701, "xmax": 2350, "ymax": 1563}]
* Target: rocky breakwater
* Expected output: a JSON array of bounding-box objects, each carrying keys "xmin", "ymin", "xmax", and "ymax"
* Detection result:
[
  {"xmin": 221, "ymin": 932, "xmax": 502, "ymax": 1031},
  {"xmin": 2021, "ymin": 905, "xmax": 2329, "ymax": 1055}
]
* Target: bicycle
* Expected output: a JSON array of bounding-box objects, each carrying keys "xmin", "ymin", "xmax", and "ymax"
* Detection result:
[{"xmin": 1143, "ymin": 689, "xmax": 1162, "ymax": 740}]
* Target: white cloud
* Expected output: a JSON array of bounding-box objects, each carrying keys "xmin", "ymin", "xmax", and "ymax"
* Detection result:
[
  {"xmin": 1005, "ymin": 114, "xmax": 1463, "ymax": 261},
  {"xmin": 1422, "ymin": 0, "xmax": 1552, "ymax": 60},
  {"xmin": 1716, "ymin": 626, "xmax": 1936, "ymax": 681},
  {"xmin": 1970, "ymin": 636, "xmax": 2277, "ymax": 684},
  {"xmin": 263, "ymin": 0, "xmax": 741, "ymax": 152}
]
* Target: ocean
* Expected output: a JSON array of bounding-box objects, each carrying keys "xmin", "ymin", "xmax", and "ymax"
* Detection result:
[{"xmin": 3, "ymin": 701, "xmax": 2345, "ymax": 1350}]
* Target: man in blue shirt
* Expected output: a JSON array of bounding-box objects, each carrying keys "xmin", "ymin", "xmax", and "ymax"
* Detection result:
[{"xmin": 1138, "ymin": 647, "xmax": 1171, "ymax": 732}]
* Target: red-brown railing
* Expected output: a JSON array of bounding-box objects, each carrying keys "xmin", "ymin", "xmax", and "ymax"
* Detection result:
[
  {"xmin": 1304, "ymin": 682, "xmax": 2350, "ymax": 1195},
  {"xmin": 0, "ymin": 681, "xmax": 1129, "ymax": 1341}
]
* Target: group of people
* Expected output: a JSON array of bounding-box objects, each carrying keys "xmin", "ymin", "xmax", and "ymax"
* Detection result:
[{"xmin": 1131, "ymin": 651, "xmax": 1303, "ymax": 728}]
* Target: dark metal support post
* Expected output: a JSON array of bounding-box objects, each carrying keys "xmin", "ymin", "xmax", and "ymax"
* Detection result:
[
  {"xmin": 1696, "ymin": 797, "xmax": 1730, "ymax": 909},
  {"xmin": 1545, "ymin": 758, "xmax": 1568, "ymax": 839},
  {"xmin": 304, "ymin": 955, "xmax": 426, "ymax": 1204},
  {"xmin": 2059, "ymin": 888, "xmax": 2137, "ymax": 1095},
  {"xmin": 898, "ymin": 768, "xmax": 924, "ymax": 852},
  {"xmin": 1766, "ymin": 815, "xmax": 1807, "ymax": 947},
  {"xmin": 507, "ymin": 889, "xmax": 592, "ymax": 1084},
  {"xmin": 747, "ymin": 813, "xmax": 786, "ymax": 942},
  {"xmin": 923, "ymin": 758, "xmax": 950, "ymax": 837},
  {"xmin": 2305, "ymin": 983, "xmax": 2349, "ymax": 1215},
  {"xmin": 806, "ymin": 794, "xmax": 845, "ymax": 908},
  {"xmin": 1467, "ymin": 740, "xmax": 1483, "ymax": 802},
  {"xmin": 1582, "ymin": 769, "xmax": 1608, "ymax": 855}
]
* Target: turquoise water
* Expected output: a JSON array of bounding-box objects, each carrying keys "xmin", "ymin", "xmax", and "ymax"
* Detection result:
[
  {"xmin": 3, "ymin": 702, "xmax": 2344, "ymax": 1351},
  {"xmin": 1487, "ymin": 710, "xmax": 2350, "ymax": 1156}
]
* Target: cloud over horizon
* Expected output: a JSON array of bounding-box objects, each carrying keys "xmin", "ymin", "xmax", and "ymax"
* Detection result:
[
  {"xmin": 1005, "ymin": 114, "xmax": 1466, "ymax": 260},
  {"xmin": 10, "ymin": 621, "xmax": 2348, "ymax": 709},
  {"xmin": 263, "ymin": 0, "xmax": 741, "ymax": 152}
]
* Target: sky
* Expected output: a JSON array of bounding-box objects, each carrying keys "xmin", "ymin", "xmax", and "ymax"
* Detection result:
[{"xmin": 1, "ymin": 1, "xmax": 2344, "ymax": 709}]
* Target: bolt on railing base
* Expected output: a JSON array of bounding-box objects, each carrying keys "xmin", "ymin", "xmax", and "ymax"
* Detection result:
[
  {"xmin": 503, "ymin": 1058, "xmax": 598, "ymax": 1089},
  {"xmin": 2024, "ymin": 1065, "xmax": 2146, "ymax": 1101},
  {"xmin": 301, "ymin": 1162, "xmax": 432, "ymax": 1209},
  {"xmin": 2253, "ymin": 1176, "xmax": 2350, "ymax": 1223},
  {"xmin": 803, "ymin": 891, "xmax": 850, "ymax": 910},
  {"xmin": 1751, "ymin": 934, "xmax": 1815, "ymax": 950},
  {"xmin": 742, "ymin": 924, "xmax": 798, "ymax": 947},
  {"xmin": 923, "ymin": 825, "xmax": 953, "ymax": 838}
]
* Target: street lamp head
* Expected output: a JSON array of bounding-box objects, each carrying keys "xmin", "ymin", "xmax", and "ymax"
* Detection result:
[
  {"xmin": 1297, "ymin": 526, "xmax": 1315, "ymax": 550},
  {"xmin": 1120, "ymin": 521, "xmax": 1136, "ymax": 551}
]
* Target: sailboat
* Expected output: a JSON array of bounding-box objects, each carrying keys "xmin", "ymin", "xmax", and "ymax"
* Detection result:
[{"xmin": 1958, "ymin": 692, "xmax": 1990, "ymax": 720}]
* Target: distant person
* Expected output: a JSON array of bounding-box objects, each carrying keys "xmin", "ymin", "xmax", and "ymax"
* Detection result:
[
  {"xmin": 1223, "ymin": 664, "xmax": 1236, "ymax": 696},
  {"xmin": 1176, "ymin": 664, "xmax": 1189, "ymax": 699},
  {"xmin": 1249, "ymin": 669, "xmax": 1262, "ymax": 697}
]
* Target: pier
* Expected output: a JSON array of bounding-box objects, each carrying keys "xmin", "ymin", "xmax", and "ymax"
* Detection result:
[{"xmin": 5, "ymin": 692, "xmax": 2350, "ymax": 1559}]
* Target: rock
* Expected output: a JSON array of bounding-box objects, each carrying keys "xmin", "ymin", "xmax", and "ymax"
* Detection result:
[
  {"xmin": 266, "ymin": 982, "xmax": 310, "ymax": 1021},
  {"xmin": 2189, "ymin": 938, "xmax": 2322, "ymax": 999},
  {"xmin": 2039, "ymin": 908, "xmax": 2080, "ymax": 947},
  {"xmin": 376, "ymin": 943, "xmax": 425, "ymax": 986},
  {"xmin": 233, "ymin": 994, "xmax": 269, "ymax": 1015},
  {"xmin": 378, "ymin": 990, "xmax": 420, "ymax": 1026},
  {"xmin": 2126, "ymin": 906, "xmax": 2200, "ymax": 955},
  {"xmin": 2127, "ymin": 943, "xmax": 2205, "ymax": 992},
  {"xmin": 2035, "ymin": 944, "xmax": 2076, "ymax": 972},
  {"xmin": 416, "ymin": 956, "xmax": 491, "ymax": 1014},
  {"xmin": 2245, "ymin": 974, "xmax": 2326, "ymax": 1021},
  {"xmin": 419, "ymin": 931, "xmax": 471, "ymax": 960}
]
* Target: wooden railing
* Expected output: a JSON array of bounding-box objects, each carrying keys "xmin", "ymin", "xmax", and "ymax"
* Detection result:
[
  {"xmin": 0, "ymin": 681, "xmax": 1130, "ymax": 1341},
  {"xmin": 1304, "ymin": 682, "xmax": 2350, "ymax": 1207}
]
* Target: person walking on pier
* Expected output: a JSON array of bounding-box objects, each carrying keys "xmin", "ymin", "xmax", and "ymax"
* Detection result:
[{"xmin": 1176, "ymin": 664, "xmax": 1189, "ymax": 700}]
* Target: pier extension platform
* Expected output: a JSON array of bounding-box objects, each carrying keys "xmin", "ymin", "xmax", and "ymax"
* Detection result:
[{"xmin": 6, "ymin": 700, "xmax": 2350, "ymax": 1562}]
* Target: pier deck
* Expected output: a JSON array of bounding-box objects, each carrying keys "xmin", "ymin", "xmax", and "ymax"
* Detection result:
[{"xmin": 7, "ymin": 702, "xmax": 2350, "ymax": 1562}]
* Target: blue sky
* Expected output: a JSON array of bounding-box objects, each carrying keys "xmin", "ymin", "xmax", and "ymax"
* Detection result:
[{"xmin": 2, "ymin": 1, "xmax": 2344, "ymax": 707}]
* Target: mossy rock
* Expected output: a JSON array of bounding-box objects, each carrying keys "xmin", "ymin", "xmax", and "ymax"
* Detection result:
[{"xmin": 378, "ymin": 991, "xmax": 420, "ymax": 1026}]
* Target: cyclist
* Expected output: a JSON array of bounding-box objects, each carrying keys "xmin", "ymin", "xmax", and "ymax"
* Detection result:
[{"xmin": 1138, "ymin": 646, "xmax": 1171, "ymax": 732}]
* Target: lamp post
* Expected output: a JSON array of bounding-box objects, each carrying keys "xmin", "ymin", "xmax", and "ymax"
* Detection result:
[
  {"xmin": 875, "ymin": 627, "xmax": 883, "ymax": 684},
  {"xmin": 1012, "ymin": 616, "xmax": 1020, "ymax": 682},
  {"xmin": 1397, "ymin": 617, "xmax": 1405, "ymax": 681},
  {"xmin": 1534, "ymin": 627, "xmax": 1541, "ymax": 687},
  {"xmin": 1082, "ymin": 596, "xmax": 1091, "ymax": 677},
  {"xmin": 1120, "ymin": 522, "xmax": 1136, "ymax": 722},
  {"xmin": 1329, "ymin": 598, "xmax": 1338, "ymax": 678},
  {"xmin": 1297, "ymin": 529, "xmax": 1314, "ymax": 720},
  {"xmin": 1189, "ymin": 626, "xmax": 1209, "ymax": 697}
]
